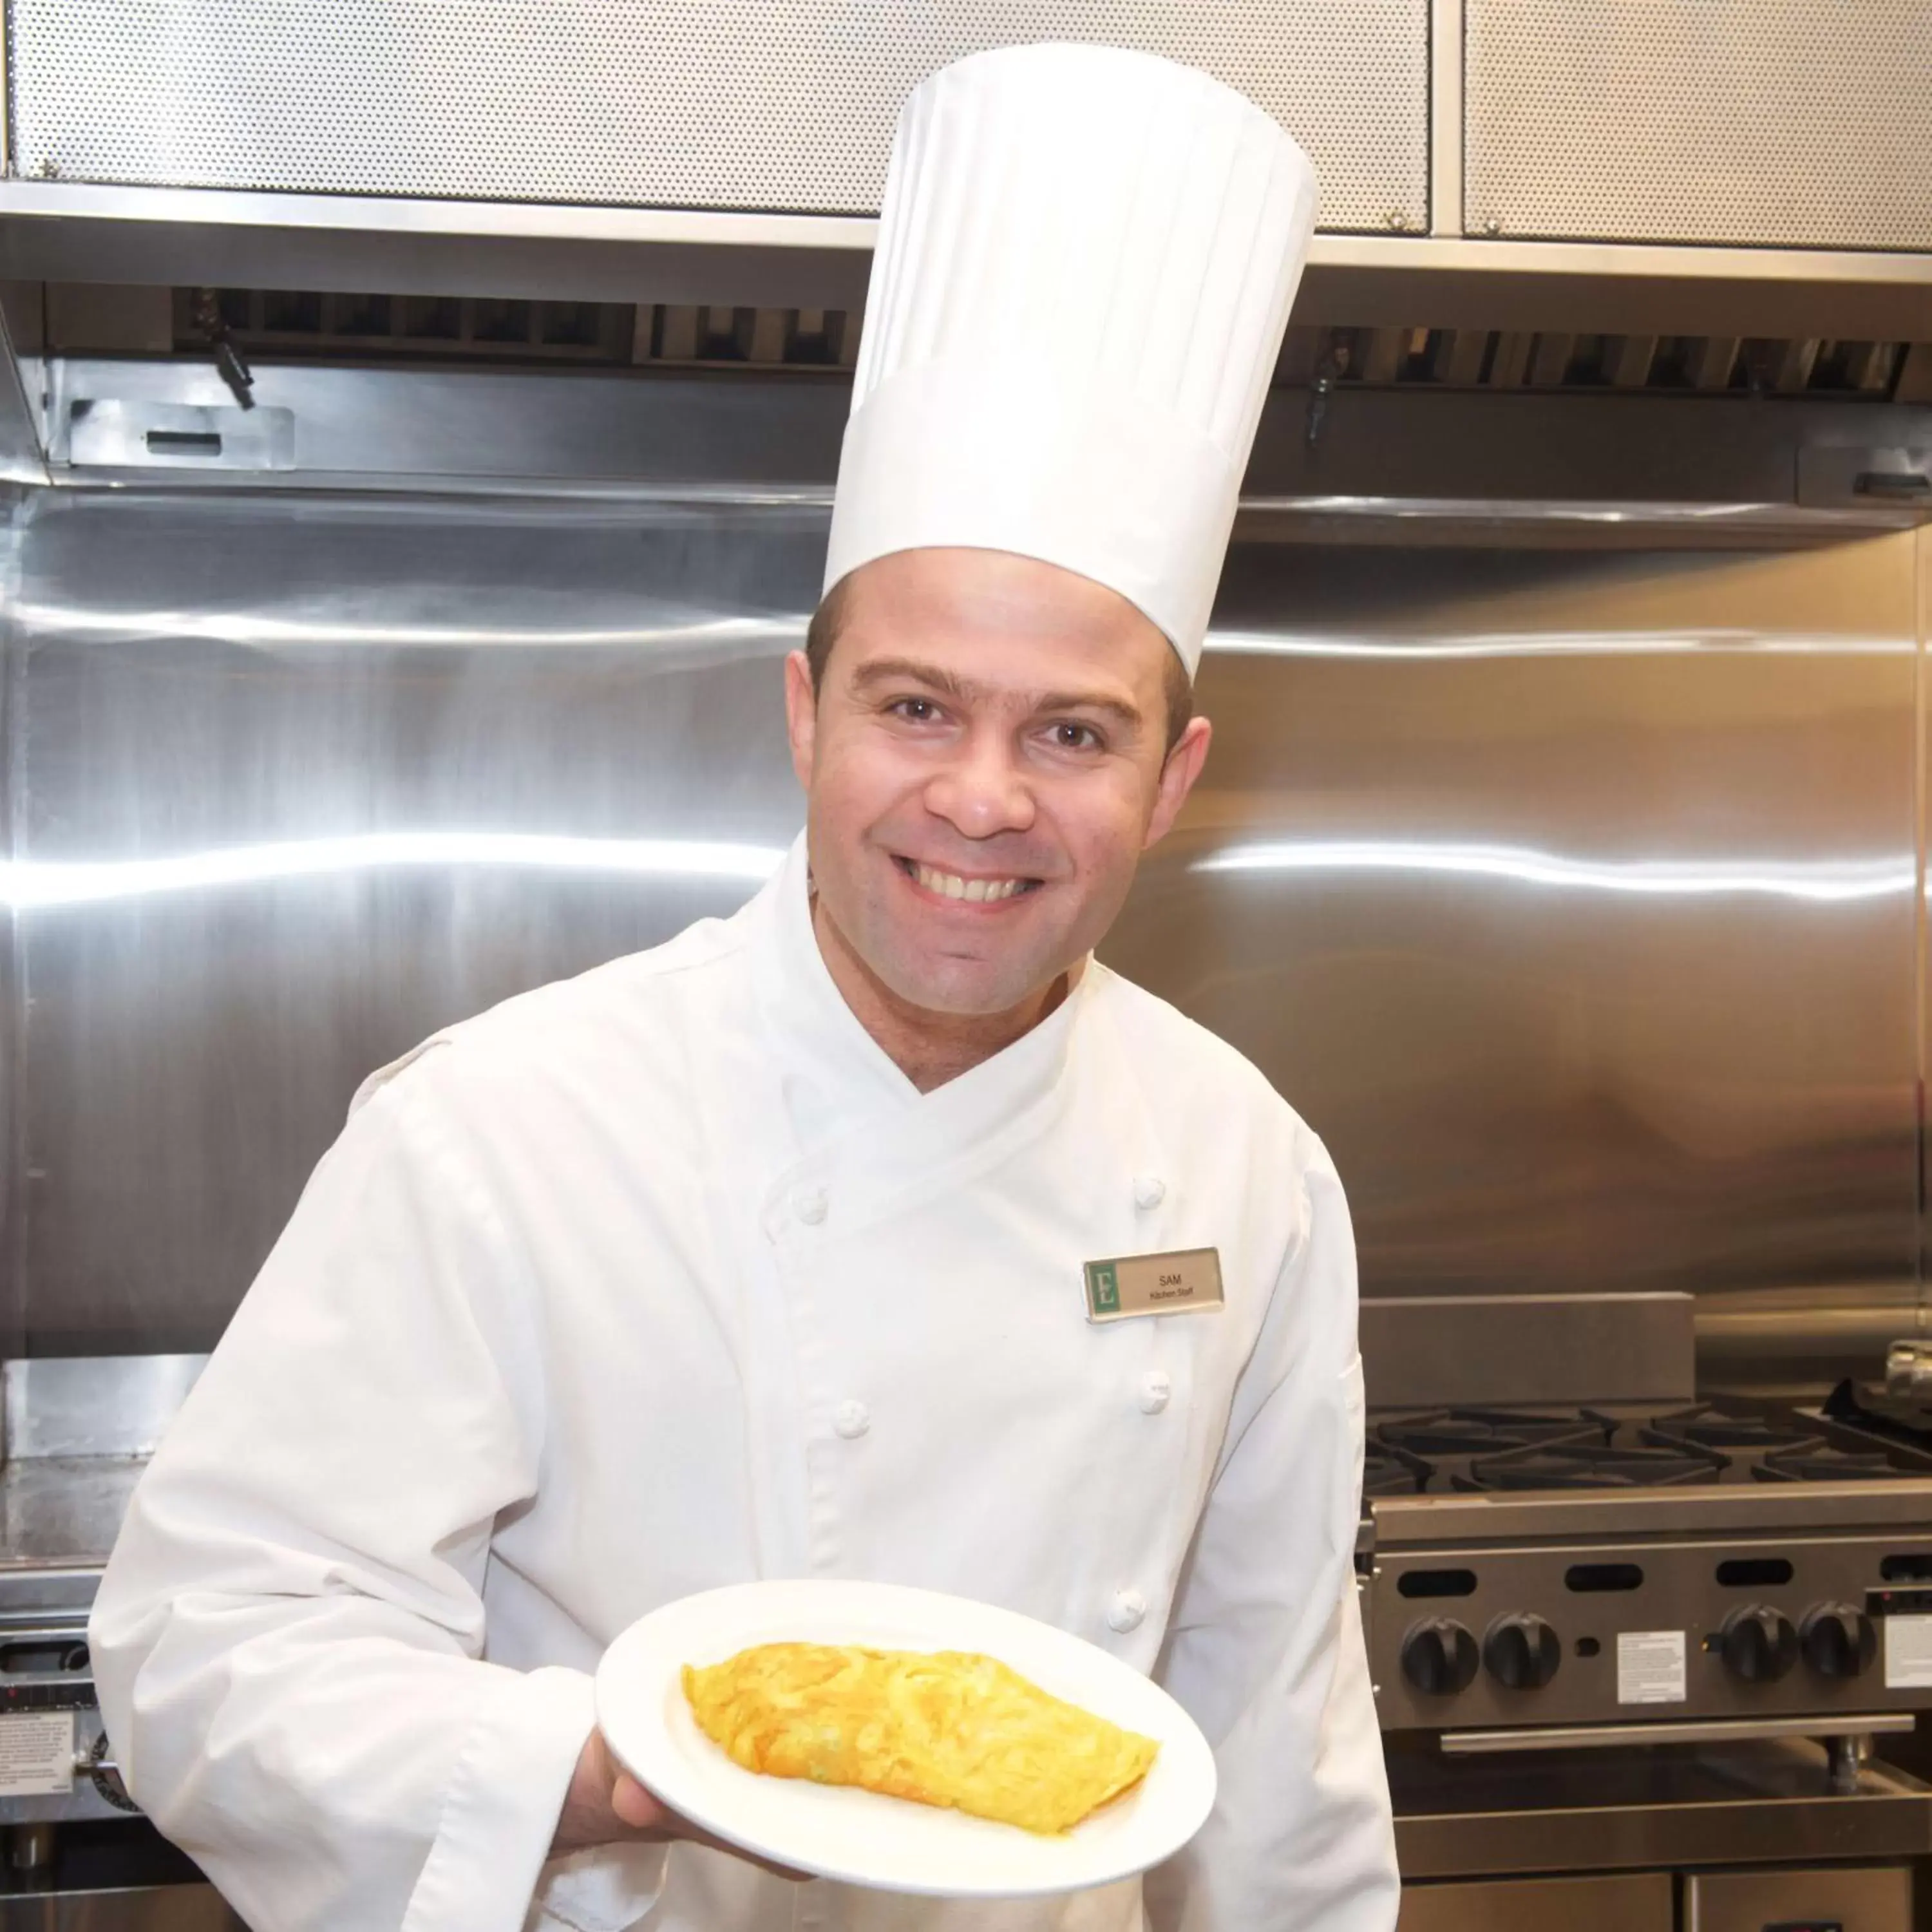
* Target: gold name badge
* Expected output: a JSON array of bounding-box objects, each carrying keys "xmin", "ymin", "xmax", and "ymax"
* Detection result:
[{"xmin": 1083, "ymin": 1248, "xmax": 1225, "ymax": 1324}]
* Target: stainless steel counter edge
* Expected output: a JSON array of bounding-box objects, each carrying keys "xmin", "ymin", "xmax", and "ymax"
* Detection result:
[
  {"xmin": 4, "ymin": 1358, "xmax": 208, "ymax": 1462},
  {"xmin": 1372, "ymin": 1481, "xmax": 1932, "ymax": 1544},
  {"xmin": 1392, "ymin": 1747, "xmax": 1932, "ymax": 1879}
]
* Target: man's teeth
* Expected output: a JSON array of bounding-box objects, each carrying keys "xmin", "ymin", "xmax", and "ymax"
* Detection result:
[{"xmin": 912, "ymin": 862, "xmax": 1028, "ymax": 903}]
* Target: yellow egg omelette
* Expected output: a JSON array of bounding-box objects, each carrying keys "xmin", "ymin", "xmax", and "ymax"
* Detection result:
[{"xmin": 681, "ymin": 1641, "xmax": 1160, "ymax": 1835}]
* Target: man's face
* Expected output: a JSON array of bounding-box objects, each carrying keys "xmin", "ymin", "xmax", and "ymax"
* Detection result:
[{"xmin": 785, "ymin": 547, "xmax": 1212, "ymax": 1019}]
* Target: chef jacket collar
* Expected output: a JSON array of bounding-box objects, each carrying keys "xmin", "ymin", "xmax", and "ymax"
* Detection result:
[{"xmin": 751, "ymin": 831, "xmax": 1092, "ymax": 1153}]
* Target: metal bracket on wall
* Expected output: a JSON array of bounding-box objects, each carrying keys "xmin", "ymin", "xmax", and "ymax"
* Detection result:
[
  {"xmin": 1796, "ymin": 446, "xmax": 1932, "ymax": 515},
  {"xmin": 62, "ymin": 397, "xmax": 294, "ymax": 471},
  {"xmin": 0, "ymin": 300, "xmax": 48, "ymax": 487}
]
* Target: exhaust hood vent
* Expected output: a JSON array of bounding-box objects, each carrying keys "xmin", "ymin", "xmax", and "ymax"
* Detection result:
[
  {"xmin": 147, "ymin": 287, "xmax": 1930, "ymax": 405},
  {"xmin": 1281, "ymin": 328, "xmax": 1925, "ymax": 401},
  {"xmin": 170, "ymin": 289, "xmax": 862, "ymax": 372}
]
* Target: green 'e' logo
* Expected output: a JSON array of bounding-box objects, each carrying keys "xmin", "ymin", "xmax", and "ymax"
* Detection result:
[{"xmin": 1089, "ymin": 1262, "xmax": 1120, "ymax": 1315}]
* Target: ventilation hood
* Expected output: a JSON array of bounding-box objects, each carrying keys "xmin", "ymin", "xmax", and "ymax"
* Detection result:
[
  {"xmin": 5, "ymin": 190, "xmax": 1929, "ymax": 349},
  {"xmin": 2, "ymin": 0, "xmax": 1929, "ymax": 345},
  {"xmin": 0, "ymin": 0, "xmax": 1927, "ymax": 504}
]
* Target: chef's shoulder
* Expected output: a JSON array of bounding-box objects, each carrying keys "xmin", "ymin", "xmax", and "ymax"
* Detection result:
[
  {"xmin": 1092, "ymin": 969, "xmax": 1354, "ymax": 1378},
  {"xmin": 1089, "ymin": 963, "xmax": 1336, "ymax": 1189},
  {"xmin": 346, "ymin": 904, "xmax": 753, "ymax": 1128}
]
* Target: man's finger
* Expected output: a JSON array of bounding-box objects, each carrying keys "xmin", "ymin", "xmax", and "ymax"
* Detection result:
[
  {"xmin": 612, "ymin": 1774, "xmax": 808, "ymax": 1882},
  {"xmin": 610, "ymin": 1773, "xmax": 667, "ymax": 1831}
]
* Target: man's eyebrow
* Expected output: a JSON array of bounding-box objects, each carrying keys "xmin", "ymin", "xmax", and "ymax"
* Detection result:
[
  {"xmin": 848, "ymin": 656, "xmax": 976, "ymax": 704},
  {"xmin": 850, "ymin": 656, "xmax": 1145, "ymax": 732},
  {"xmin": 1034, "ymin": 688, "xmax": 1145, "ymax": 730}
]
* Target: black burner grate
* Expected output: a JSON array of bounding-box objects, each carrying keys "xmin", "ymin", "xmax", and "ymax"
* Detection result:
[
  {"xmin": 1753, "ymin": 1441, "xmax": 1899, "ymax": 1482},
  {"xmin": 1643, "ymin": 1404, "xmax": 1814, "ymax": 1454},
  {"xmin": 1363, "ymin": 1443, "xmax": 1433, "ymax": 1498},
  {"xmin": 1376, "ymin": 1408, "xmax": 1609, "ymax": 1459},
  {"xmin": 1365, "ymin": 1394, "xmax": 1929, "ymax": 1497},
  {"xmin": 1454, "ymin": 1441, "xmax": 1727, "ymax": 1492}
]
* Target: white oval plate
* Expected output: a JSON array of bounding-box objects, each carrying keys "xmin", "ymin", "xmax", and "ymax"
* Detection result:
[{"xmin": 594, "ymin": 1579, "xmax": 1217, "ymax": 1898}]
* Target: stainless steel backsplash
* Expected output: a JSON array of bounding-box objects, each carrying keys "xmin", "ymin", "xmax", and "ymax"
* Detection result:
[{"xmin": 2, "ymin": 462, "xmax": 1927, "ymax": 1379}]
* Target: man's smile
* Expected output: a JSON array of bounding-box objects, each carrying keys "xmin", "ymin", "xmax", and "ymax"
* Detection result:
[{"xmin": 893, "ymin": 855, "xmax": 1045, "ymax": 905}]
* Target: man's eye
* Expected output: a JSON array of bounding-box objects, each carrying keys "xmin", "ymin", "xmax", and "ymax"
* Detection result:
[
  {"xmin": 1050, "ymin": 721, "xmax": 1103, "ymax": 752},
  {"xmin": 890, "ymin": 697, "xmax": 940, "ymax": 723}
]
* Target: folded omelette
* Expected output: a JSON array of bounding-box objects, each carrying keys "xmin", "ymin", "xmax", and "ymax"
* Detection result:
[{"xmin": 681, "ymin": 1642, "xmax": 1159, "ymax": 1835}]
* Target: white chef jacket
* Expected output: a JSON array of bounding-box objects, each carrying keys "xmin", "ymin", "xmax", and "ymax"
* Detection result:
[{"xmin": 90, "ymin": 832, "xmax": 1397, "ymax": 1932}]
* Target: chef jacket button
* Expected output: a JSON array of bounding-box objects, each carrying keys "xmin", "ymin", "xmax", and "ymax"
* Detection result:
[
  {"xmin": 1139, "ymin": 1371, "xmax": 1171, "ymax": 1415},
  {"xmin": 1107, "ymin": 1589, "xmax": 1147, "ymax": 1634},
  {"xmin": 1133, "ymin": 1174, "xmax": 1166, "ymax": 1209},
  {"xmin": 791, "ymin": 1185, "xmax": 829, "ymax": 1226},
  {"xmin": 833, "ymin": 1399, "xmax": 871, "ymax": 1440}
]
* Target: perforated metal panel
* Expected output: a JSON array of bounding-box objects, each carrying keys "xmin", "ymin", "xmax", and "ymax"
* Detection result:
[
  {"xmin": 8, "ymin": 1, "xmax": 1426, "ymax": 232},
  {"xmin": 1466, "ymin": 0, "xmax": 1932, "ymax": 251}
]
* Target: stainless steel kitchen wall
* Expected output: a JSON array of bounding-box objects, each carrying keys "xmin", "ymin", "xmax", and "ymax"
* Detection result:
[
  {"xmin": 1117, "ymin": 534, "xmax": 1920, "ymax": 1338},
  {"xmin": 1, "ymin": 486, "xmax": 1922, "ymax": 1360},
  {"xmin": 0, "ymin": 501, "xmax": 19, "ymax": 1366},
  {"xmin": 6, "ymin": 489, "xmax": 820, "ymax": 1352}
]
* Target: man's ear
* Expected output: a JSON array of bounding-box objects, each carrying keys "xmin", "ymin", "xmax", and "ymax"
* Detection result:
[
  {"xmin": 1144, "ymin": 715, "xmax": 1213, "ymax": 850},
  {"xmin": 784, "ymin": 650, "xmax": 818, "ymax": 792}
]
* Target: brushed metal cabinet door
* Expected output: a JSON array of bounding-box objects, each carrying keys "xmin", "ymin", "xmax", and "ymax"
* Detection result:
[
  {"xmin": 1685, "ymin": 1864, "xmax": 1912, "ymax": 1932},
  {"xmin": 0, "ymin": 1887, "xmax": 246, "ymax": 1929},
  {"xmin": 1398, "ymin": 1871, "xmax": 1671, "ymax": 1932}
]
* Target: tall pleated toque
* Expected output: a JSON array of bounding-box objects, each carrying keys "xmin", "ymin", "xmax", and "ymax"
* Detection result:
[{"xmin": 824, "ymin": 42, "xmax": 1318, "ymax": 677}]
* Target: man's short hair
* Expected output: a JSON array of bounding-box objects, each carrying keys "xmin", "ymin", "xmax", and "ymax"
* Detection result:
[{"xmin": 804, "ymin": 574, "xmax": 1195, "ymax": 754}]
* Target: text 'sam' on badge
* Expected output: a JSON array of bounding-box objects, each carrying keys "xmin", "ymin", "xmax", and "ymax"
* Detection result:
[{"xmin": 1083, "ymin": 1248, "xmax": 1225, "ymax": 1323}]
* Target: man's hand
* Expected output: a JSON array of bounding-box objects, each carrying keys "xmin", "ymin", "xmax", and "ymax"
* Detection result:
[
  {"xmin": 550, "ymin": 1728, "xmax": 674, "ymax": 1855},
  {"xmin": 549, "ymin": 1728, "xmax": 804, "ymax": 1879}
]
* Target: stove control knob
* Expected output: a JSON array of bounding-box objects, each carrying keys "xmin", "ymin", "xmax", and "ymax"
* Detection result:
[
  {"xmin": 1401, "ymin": 1618, "xmax": 1479, "ymax": 1696},
  {"xmin": 1482, "ymin": 1613, "xmax": 1561, "ymax": 1690},
  {"xmin": 1718, "ymin": 1605, "xmax": 1799, "ymax": 1682},
  {"xmin": 1800, "ymin": 1602, "xmax": 1877, "ymax": 1680}
]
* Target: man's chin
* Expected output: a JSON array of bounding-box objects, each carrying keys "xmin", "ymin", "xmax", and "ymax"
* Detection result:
[{"xmin": 879, "ymin": 954, "xmax": 1065, "ymax": 1022}]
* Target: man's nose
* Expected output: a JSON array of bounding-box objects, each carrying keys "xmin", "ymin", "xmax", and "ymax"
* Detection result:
[{"xmin": 923, "ymin": 732, "xmax": 1036, "ymax": 838}]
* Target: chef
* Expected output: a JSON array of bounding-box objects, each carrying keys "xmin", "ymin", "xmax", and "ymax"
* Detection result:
[{"xmin": 90, "ymin": 40, "xmax": 1397, "ymax": 1932}]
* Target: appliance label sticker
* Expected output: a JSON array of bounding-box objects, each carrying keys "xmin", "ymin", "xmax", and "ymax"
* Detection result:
[
  {"xmin": 0, "ymin": 1710, "xmax": 73, "ymax": 1795},
  {"xmin": 1884, "ymin": 1613, "xmax": 1932, "ymax": 1689},
  {"xmin": 1616, "ymin": 1629, "xmax": 1687, "ymax": 1704}
]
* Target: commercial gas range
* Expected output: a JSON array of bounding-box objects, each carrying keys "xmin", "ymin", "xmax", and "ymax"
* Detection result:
[
  {"xmin": 0, "ymin": 1330, "xmax": 1926, "ymax": 1932},
  {"xmin": 1366, "ymin": 1395, "xmax": 1932, "ymax": 1736},
  {"xmin": 1360, "ymin": 1295, "xmax": 1932, "ymax": 1932},
  {"xmin": 0, "ymin": 1358, "xmax": 240, "ymax": 1927}
]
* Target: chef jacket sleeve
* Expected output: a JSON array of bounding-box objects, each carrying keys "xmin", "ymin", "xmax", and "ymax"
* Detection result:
[
  {"xmin": 1144, "ymin": 1132, "xmax": 1399, "ymax": 1932},
  {"xmin": 87, "ymin": 1063, "xmax": 667, "ymax": 1932}
]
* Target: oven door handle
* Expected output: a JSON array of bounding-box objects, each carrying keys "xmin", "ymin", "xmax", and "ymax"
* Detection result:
[{"xmin": 1439, "ymin": 1712, "xmax": 1916, "ymax": 1753}]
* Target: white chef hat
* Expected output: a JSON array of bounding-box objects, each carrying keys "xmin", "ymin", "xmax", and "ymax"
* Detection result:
[{"xmin": 822, "ymin": 42, "xmax": 1317, "ymax": 679}]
